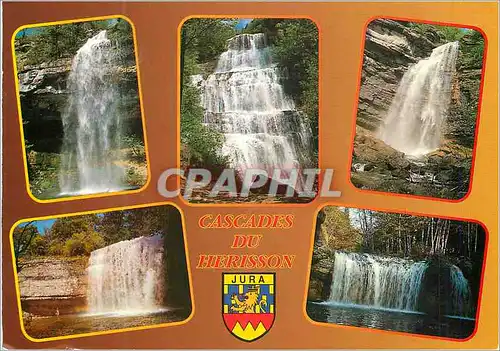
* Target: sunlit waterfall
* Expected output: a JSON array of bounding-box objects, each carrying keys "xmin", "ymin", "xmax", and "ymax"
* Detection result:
[
  {"xmin": 378, "ymin": 41, "xmax": 459, "ymax": 156},
  {"xmin": 327, "ymin": 251, "xmax": 473, "ymax": 316},
  {"xmin": 192, "ymin": 33, "xmax": 313, "ymax": 190},
  {"xmin": 59, "ymin": 30, "xmax": 126, "ymax": 195},
  {"xmin": 87, "ymin": 235, "xmax": 165, "ymax": 314}
]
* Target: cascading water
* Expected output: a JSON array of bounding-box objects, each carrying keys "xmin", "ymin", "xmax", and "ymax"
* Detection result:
[
  {"xmin": 378, "ymin": 41, "xmax": 459, "ymax": 156},
  {"xmin": 192, "ymin": 33, "xmax": 313, "ymax": 190},
  {"xmin": 59, "ymin": 30, "xmax": 126, "ymax": 195},
  {"xmin": 328, "ymin": 252, "xmax": 428, "ymax": 311},
  {"xmin": 87, "ymin": 235, "xmax": 165, "ymax": 314},
  {"xmin": 327, "ymin": 251, "xmax": 473, "ymax": 317},
  {"xmin": 449, "ymin": 265, "xmax": 472, "ymax": 317}
]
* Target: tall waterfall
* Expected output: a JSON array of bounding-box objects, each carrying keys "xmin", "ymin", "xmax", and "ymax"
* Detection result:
[
  {"xmin": 378, "ymin": 41, "xmax": 459, "ymax": 156},
  {"xmin": 87, "ymin": 235, "xmax": 165, "ymax": 314},
  {"xmin": 192, "ymin": 33, "xmax": 313, "ymax": 188},
  {"xmin": 59, "ymin": 30, "xmax": 126, "ymax": 195},
  {"xmin": 329, "ymin": 252, "xmax": 427, "ymax": 311}
]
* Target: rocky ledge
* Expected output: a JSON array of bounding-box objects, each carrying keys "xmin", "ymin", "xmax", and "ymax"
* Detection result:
[
  {"xmin": 351, "ymin": 132, "xmax": 472, "ymax": 199},
  {"xmin": 18, "ymin": 257, "xmax": 88, "ymax": 316}
]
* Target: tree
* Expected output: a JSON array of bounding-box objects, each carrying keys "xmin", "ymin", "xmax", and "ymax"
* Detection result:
[
  {"xmin": 96, "ymin": 206, "xmax": 169, "ymax": 245},
  {"xmin": 45, "ymin": 215, "xmax": 100, "ymax": 255},
  {"xmin": 320, "ymin": 207, "xmax": 362, "ymax": 251},
  {"xmin": 63, "ymin": 231, "xmax": 104, "ymax": 256},
  {"xmin": 13, "ymin": 222, "xmax": 39, "ymax": 272}
]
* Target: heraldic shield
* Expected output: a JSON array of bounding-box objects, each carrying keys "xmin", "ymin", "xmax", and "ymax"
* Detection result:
[{"xmin": 222, "ymin": 273, "xmax": 275, "ymax": 342}]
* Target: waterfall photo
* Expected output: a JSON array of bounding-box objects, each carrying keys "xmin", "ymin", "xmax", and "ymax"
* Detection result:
[
  {"xmin": 307, "ymin": 206, "xmax": 486, "ymax": 339},
  {"xmin": 10, "ymin": 204, "xmax": 192, "ymax": 340},
  {"xmin": 179, "ymin": 18, "xmax": 319, "ymax": 203},
  {"xmin": 13, "ymin": 17, "xmax": 149, "ymax": 201},
  {"xmin": 350, "ymin": 19, "xmax": 486, "ymax": 200}
]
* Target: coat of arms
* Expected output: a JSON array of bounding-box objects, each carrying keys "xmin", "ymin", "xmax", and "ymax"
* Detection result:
[{"xmin": 222, "ymin": 273, "xmax": 275, "ymax": 342}]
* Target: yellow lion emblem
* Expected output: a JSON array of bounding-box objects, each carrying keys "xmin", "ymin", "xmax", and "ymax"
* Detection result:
[{"xmin": 230, "ymin": 285, "xmax": 268, "ymax": 313}]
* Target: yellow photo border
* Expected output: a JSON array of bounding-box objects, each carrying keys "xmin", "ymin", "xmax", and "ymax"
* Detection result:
[
  {"xmin": 9, "ymin": 201, "xmax": 195, "ymax": 343},
  {"xmin": 11, "ymin": 14, "xmax": 152, "ymax": 203}
]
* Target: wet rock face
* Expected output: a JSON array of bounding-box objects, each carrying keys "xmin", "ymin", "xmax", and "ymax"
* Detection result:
[{"xmin": 18, "ymin": 257, "xmax": 88, "ymax": 316}]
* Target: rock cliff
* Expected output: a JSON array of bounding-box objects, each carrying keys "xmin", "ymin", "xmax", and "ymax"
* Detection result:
[{"xmin": 18, "ymin": 257, "xmax": 88, "ymax": 316}]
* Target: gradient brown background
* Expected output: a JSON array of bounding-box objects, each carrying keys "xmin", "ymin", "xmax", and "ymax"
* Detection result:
[{"xmin": 2, "ymin": 2, "xmax": 498, "ymax": 349}]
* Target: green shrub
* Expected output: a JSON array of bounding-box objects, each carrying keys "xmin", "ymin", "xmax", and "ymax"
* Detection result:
[{"xmin": 63, "ymin": 231, "xmax": 104, "ymax": 256}]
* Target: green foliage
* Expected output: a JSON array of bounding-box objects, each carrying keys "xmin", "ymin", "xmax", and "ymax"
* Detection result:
[
  {"xmin": 29, "ymin": 235, "xmax": 48, "ymax": 256},
  {"xmin": 243, "ymin": 19, "xmax": 282, "ymax": 43},
  {"xmin": 15, "ymin": 18, "xmax": 134, "ymax": 68},
  {"xmin": 96, "ymin": 206, "xmax": 169, "ymax": 246},
  {"xmin": 18, "ymin": 23, "xmax": 87, "ymax": 66},
  {"xmin": 122, "ymin": 134, "xmax": 146, "ymax": 161},
  {"xmin": 44, "ymin": 215, "xmax": 101, "ymax": 256},
  {"xmin": 180, "ymin": 19, "xmax": 235, "ymax": 169},
  {"xmin": 271, "ymin": 20, "xmax": 319, "ymax": 152},
  {"xmin": 181, "ymin": 18, "xmax": 237, "ymax": 63},
  {"xmin": 107, "ymin": 18, "xmax": 135, "ymax": 64},
  {"xmin": 458, "ymin": 30, "xmax": 485, "ymax": 69},
  {"xmin": 13, "ymin": 223, "xmax": 40, "ymax": 270},
  {"xmin": 13, "ymin": 206, "xmax": 179, "ymax": 259},
  {"xmin": 63, "ymin": 231, "xmax": 104, "ymax": 256},
  {"xmin": 26, "ymin": 151, "xmax": 60, "ymax": 198},
  {"xmin": 320, "ymin": 207, "xmax": 362, "ymax": 251},
  {"xmin": 408, "ymin": 22, "xmax": 465, "ymax": 42},
  {"xmin": 47, "ymin": 215, "xmax": 99, "ymax": 242},
  {"xmin": 446, "ymin": 29, "xmax": 485, "ymax": 148},
  {"xmin": 181, "ymin": 82, "xmax": 228, "ymax": 168}
]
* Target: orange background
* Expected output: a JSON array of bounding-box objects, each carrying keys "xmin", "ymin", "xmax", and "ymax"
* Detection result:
[{"xmin": 2, "ymin": 2, "xmax": 498, "ymax": 349}]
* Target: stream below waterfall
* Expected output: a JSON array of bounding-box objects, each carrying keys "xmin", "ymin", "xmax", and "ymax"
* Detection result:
[
  {"xmin": 307, "ymin": 251, "xmax": 475, "ymax": 339},
  {"xmin": 306, "ymin": 301, "xmax": 475, "ymax": 339}
]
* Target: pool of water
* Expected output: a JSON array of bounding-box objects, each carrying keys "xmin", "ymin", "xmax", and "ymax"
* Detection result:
[
  {"xmin": 24, "ymin": 308, "xmax": 190, "ymax": 339},
  {"xmin": 306, "ymin": 301, "xmax": 475, "ymax": 339}
]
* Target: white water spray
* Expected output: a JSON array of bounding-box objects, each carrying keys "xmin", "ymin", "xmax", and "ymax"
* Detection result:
[
  {"xmin": 328, "ymin": 252, "xmax": 428, "ymax": 311},
  {"xmin": 87, "ymin": 235, "xmax": 165, "ymax": 314},
  {"xmin": 59, "ymin": 30, "xmax": 126, "ymax": 195},
  {"xmin": 378, "ymin": 41, "xmax": 459, "ymax": 156},
  {"xmin": 192, "ymin": 33, "xmax": 313, "ymax": 189}
]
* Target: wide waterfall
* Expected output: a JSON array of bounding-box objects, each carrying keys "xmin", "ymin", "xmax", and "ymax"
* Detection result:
[
  {"xmin": 87, "ymin": 235, "xmax": 166, "ymax": 314},
  {"xmin": 59, "ymin": 30, "xmax": 126, "ymax": 195},
  {"xmin": 327, "ymin": 251, "xmax": 472, "ymax": 316},
  {"xmin": 192, "ymin": 33, "xmax": 313, "ymax": 189},
  {"xmin": 329, "ymin": 252, "xmax": 428, "ymax": 311},
  {"xmin": 378, "ymin": 41, "xmax": 459, "ymax": 156}
]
